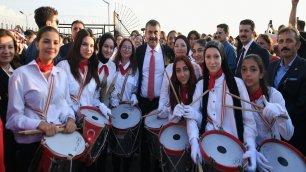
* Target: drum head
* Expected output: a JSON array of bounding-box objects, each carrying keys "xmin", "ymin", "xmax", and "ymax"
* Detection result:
[
  {"xmin": 111, "ymin": 104, "xmax": 141, "ymax": 129},
  {"xmin": 80, "ymin": 107, "xmax": 109, "ymax": 127},
  {"xmin": 259, "ymin": 140, "xmax": 306, "ymax": 172},
  {"xmin": 159, "ymin": 124, "xmax": 188, "ymax": 151},
  {"xmin": 145, "ymin": 110, "xmax": 168, "ymax": 129},
  {"xmin": 44, "ymin": 132, "xmax": 85, "ymax": 158},
  {"xmin": 200, "ymin": 131, "xmax": 245, "ymax": 168}
]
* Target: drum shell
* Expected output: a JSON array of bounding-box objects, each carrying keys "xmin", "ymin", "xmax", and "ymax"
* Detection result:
[
  {"xmin": 200, "ymin": 130, "xmax": 246, "ymax": 172},
  {"xmin": 258, "ymin": 139, "xmax": 306, "ymax": 172},
  {"xmin": 109, "ymin": 104, "xmax": 142, "ymax": 156}
]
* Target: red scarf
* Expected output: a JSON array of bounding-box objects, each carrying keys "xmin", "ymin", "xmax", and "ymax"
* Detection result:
[
  {"xmin": 35, "ymin": 58, "xmax": 53, "ymax": 73},
  {"xmin": 250, "ymin": 88, "xmax": 263, "ymax": 102},
  {"xmin": 79, "ymin": 59, "xmax": 88, "ymax": 74},
  {"xmin": 118, "ymin": 64, "xmax": 130, "ymax": 75},
  {"xmin": 99, "ymin": 64, "xmax": 109, "ymax": 76},
  {"xmin": 208, "ymin": 69, "xmax": 223, "ymax": 90},
  {"xmin": 180, "ymin": 85, "xmax": 189, "ymax": 105}
]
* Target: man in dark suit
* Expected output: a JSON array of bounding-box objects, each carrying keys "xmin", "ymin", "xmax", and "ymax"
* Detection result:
[
  {"xmin": 268, "ymin": 26, "xmax": 306, "ymax": 155},
  {"xmin": 135, "ymin": 19, "xmax": 174, "ymax": 172},
  {"xmin": 235, "ymin": 19, "xmax": 270, "ymax": 77}
]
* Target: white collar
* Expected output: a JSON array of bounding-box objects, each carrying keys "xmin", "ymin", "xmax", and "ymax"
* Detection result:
[
  {"xmin": 120, "ymin": 61, "xmax": 130, "ymax": 70},
  {"xmin": 146, "ymin": 43, "xmax": 162, "ymax": 54},
  {"xmin": 242, "ymin": 40, "xmax": 254, "ymax": 52}
]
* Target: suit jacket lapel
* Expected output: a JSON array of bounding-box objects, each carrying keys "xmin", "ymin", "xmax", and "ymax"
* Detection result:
[{"xmin": 278, "ymin": 57, "xmax": 301, "ymax": 86}]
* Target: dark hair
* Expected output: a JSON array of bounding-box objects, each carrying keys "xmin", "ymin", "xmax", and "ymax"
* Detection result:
[
  {"xmin": 97, "ymin": 32, "xmax": 116, "ymax": 62},
  {"xmin": 145, "ymin": 19, "xmax": 160, "ymax": 28},
  {"xmin": 24, "ymin": 29, "xmax": 36, "ymax": 37},
  {"xmin": 242, "ymin": 54, "xmax": 269, "ymax": 101},
  {"xmin": 0, "ymin": 29, "xmax": 17, "ymax": 52},
  {"xmin": 67, "ymin": 29, "xmax": 99, "ymax": 86},
  {"xmin": 195, "ymin": 38, "xmax": 207, "ymax": 47},
  {"xmin": 297, "ymin": 19, "xmax": 305, "ymax": 31},
  {"xmin": 113, "ymin": 38, "xmax": 137, "ymax": 75},
  {"xmin": 201, "ymin": 40, "xmax": 244, "ymax": 142},
  {"xmin": 187, "ymin": 30, "xmax": 200, "ymax": 40},
  {"xmin": 217, "ymin": 23, "xmax": 229, "ymax": 34},
  {"xmin": 167, "ymin": 30, "xmax": 177, "ymax": 39},
  {"xmin": 71, "ymin": 20, "xmax": 85, "ymax": 28},
  {"xmin": 131, "ymin": 30, "xmax": 139, "ymax": 36},
  {"xmin": 278, "ymin": 26, "xmax": 300, "ymax": 43},
  {"xmin": 34, "ymin": 6, "xmax": 58, "ymax": 29},
  {"xmin": 240, "ymin": 19, "xmax": 255, "ymax": 31},
  {"xmin": 174, "ymin": 35, "xmax": 191, "ymax": 56},
  {"xmin": 36, "ymin": 26, "xmax": 59, "ymax": 42},
  {"xmin": 169, "ymin": 56, "xmax": 197, "ymax": 110}
]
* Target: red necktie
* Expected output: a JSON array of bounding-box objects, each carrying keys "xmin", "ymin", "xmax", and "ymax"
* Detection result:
[
  {"xmin": 119, "ymin": 64, "xmax": 130, "ymax": 75},
  {"xmin": 99, "ymin": 64, "xmax": 109, "ymax": 77},
  {"xmin": 147, "ymin": 49, "xmax": 155, "ymax": 100},
  {"xmin": 79, "ymin": 59, "xmax": 88, "ymax": 74}
]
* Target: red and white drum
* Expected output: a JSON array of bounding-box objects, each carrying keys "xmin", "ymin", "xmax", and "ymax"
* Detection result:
[
  {"xmin": 258, "ymin": 139, "xmax": 306, "ymax": 172},
  {"xmin": 38, "ymin": 132, "xmax": 86, "ymax": 171},
  {"xmin": 79, "ymin": 106, "xmax": 110, "ymax": 165},
  {"xmin": 159, "ymin": 122, "xmax": 192, "ymax": 172},
  {"xmin": 200, "ymin": 130, "xmax": 246, "ymax": 172},
  {"xmin": 110, "ymin": 103, "xmax": 142, "ymax": 156},
  {"xmin": 144, "ymin": 109, "xmax": 169, "ymax": 159}
]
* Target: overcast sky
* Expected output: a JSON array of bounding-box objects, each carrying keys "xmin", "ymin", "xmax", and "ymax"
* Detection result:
[{"xmin": 0, "ymin": 0, "xmax": 305, "ymax": 36}]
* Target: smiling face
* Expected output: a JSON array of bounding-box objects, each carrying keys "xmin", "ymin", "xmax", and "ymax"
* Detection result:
[
  {"xmin": 145, "ymin": 24, "xmax": 160, "ymax": 49},
  {"xmin": 241, "ymin": 58, "xmax": 262, "ymax": 90},
  {"xmin": 80, "ymin": 36, "xmax": 94, "ymax": 60},
  {"xmin": 174, "ymin": 38, "xmax": 188, "ymax": 57},
  {"xmin": 175, "ymin": 60, "xmax": 190, "ymax": 85},
  {"xmin": 0, "ymin": 35, "xmax": 15, "ymax": 66},
  {"xmin": 101, "ymin": 38, "xmax": 115, "ymax": 59},
  {"xmin": 37, "ymin": 31, "xmax": 60, "ymax": 62},
  {"xmin": 204, "ymin": 47, "xmax": 222, "ymax": 74},
  {"xmin": 192, "ymin": 42, "xmax": 204, "ymax": 64},
  {"xmin": 120, "ymin": 40, "xmax": 133, "ymax": 61}
]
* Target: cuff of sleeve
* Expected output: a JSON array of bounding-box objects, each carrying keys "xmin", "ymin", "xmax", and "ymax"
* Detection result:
[{"xmin": 29, "ymin": 119, "xmax": 43, "ymax": 130}]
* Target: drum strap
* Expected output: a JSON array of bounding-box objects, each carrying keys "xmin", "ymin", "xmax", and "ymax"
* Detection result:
[
  {"xmin": 100, "ymin": 72, "xmax": 118, "ymax": 103},
  {"xmin": 70, "ymin": 69, "xmax": 88, "ymax": 104},
  {"xmin": 119, "ymin": 68, "xmax": 131, "ymax": 102},
  {"xmin": 30, "ymin": 75, "xmax": 55, "ymax": 120},
  {"xmin": 252, "ymin": 105, "xmax": 274, "ymax": 135}
]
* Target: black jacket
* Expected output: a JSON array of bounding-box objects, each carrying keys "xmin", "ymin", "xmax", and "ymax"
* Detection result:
[{"xmin": 268, "ymin": 56, "xmax": 306, "ymax": 155}]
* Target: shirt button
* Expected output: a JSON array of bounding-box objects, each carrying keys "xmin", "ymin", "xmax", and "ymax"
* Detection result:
[
  {"xmin": 213, "ymin": 100, "xmax": 215, "ymax": 103},
  {"xmin": 213, "ymin": 114, "xmax": 215, "ymax": 115}
]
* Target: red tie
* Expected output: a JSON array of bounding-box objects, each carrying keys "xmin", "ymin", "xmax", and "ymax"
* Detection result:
[
  {"xmin": 99, "ymin": 64, "xmax": 109, "ymax": 77},
  {"xmin": 147, "ymin": 49, "xmax": 155, "ymax": 100},
  {"xmin": 119, "ymin": 64, "xmax": 130, "ymax": 75}
]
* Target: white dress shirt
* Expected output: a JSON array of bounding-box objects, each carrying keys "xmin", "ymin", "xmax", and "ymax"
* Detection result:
[
  {"xmin": 111, "ymin": 61, "xmax": 139, "ymax": 105},
  {"xmin": 141, "ymin": 43, "xmax": 165, "ymax": 98},
  {"xmin": 253, "ymin": 87, "xmax": 294, "ymax": 145},
  {"xmin": 57, "ymin": 60, "xmax": 102, "ymax": 113},
  {"xmin": 6, "ymin": 60, "xmax": 74, "ymax": 144},
  {"xmin": 187, "ymin": 74, "xmax": 257, "ymax": 145}
]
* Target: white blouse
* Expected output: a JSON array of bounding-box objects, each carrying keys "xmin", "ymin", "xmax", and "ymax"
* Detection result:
[
  {"xmin": 98, "ymin": 60, "xmax": 117, "ymax": 107},
  {"xmin": 187, "ymin": 74, "xmax": 257, "ymax": 145},
  {"xmin": 252, "ymin": 87, "xmax": 294, "ymax": 145},
  {"xmin": 56, "ymin": 60, "xmax": 102, "ymax": 113},
  {"xmin": 6, "ymin": 60, "xmax": 74, "ymax": 144},
  {"xmin": 158, "ymin": 61, "xmax": 202, "ymax": 122},
  {"xmin": 110, "ymin": 61, "xmax": 139, "ymax": 105}
]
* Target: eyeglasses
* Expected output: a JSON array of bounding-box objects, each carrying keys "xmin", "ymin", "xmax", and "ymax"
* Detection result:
[{"xmin": 121, "ymin": 45, "xmax": 133, "ymax": 51}]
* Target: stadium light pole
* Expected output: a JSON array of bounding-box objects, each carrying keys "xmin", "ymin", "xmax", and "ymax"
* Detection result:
[{"xmin": 102, "ymin": 0, "xmax": 110, "ymax": 31}]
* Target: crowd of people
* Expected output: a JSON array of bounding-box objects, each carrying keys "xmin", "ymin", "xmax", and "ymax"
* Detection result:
[{"xmin": 0, "ymin": 0, "xmax": 305, "ymax": 171}]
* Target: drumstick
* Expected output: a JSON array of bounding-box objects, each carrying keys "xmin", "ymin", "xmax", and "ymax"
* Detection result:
[
  {"xmin": 224, "ymin": 105, "xmax": 262, "ymax": 113},
  {"xmin": 190, "ymin": 90, "xmax": 210, "ymax": 106},
  {"xmin": 17, "ymin": 127, "xmax": 65, "ymax": 135},
  {"xmin": 197, "ymin": 164, "xmax": 203, "ymax": 172},
  {"xmin": 165, "ymin": 70, "xmax": 180, "ymax": 104},
  {"xmin": 142, "ymin": 110, "xmax": 161, "ymax": 118},
  {"xmin": 226, "ymin": 92, "xmax": 264, "ymax": 109}
]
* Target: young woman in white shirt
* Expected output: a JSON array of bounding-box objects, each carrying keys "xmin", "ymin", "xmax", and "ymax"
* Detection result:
[
  {"xmin": 241, "ymin": 54, "xmax": 294, "ymax": 172},
  {"xmin": 110, "ymin": 38, "xmax": 139, "ymax": 172},
  {"xmin": 57, "ymin": 29, "xmax": 111, "ymax": 121},
  {"xmin": 187, "ymin": 41, "xmax": 257, "ymax": 171},
  {"xmin": 157, "ymin": 35, "xmax": 201, "ymax": 119},
  {"xmin": 97, "ymin": 33, "xmax": 117, "ymax": 108},
  {"xmin": 6, "ymin": 26, "xmax": 76, "ymax": 170}
]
